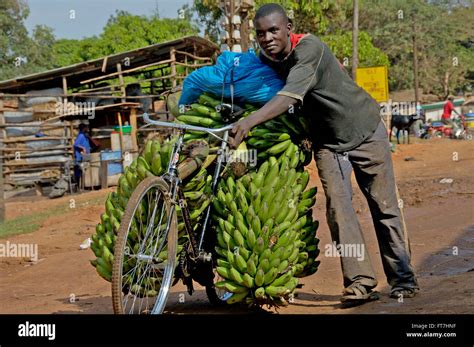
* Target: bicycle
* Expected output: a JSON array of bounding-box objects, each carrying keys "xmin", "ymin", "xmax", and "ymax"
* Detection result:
[{"xmin": 111, "ymin": 113, "xmax": 237, "ymax": 314}]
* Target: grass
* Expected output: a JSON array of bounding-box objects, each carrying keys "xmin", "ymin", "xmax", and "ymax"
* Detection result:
[{"xmin": 0, "ymin": 194, "xmax": 107, "ymax": 239}]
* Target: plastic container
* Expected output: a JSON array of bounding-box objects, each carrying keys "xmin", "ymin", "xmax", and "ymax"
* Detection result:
[
  {"xmin": 100, "ymin": 150, "xmax": 123, "ymax": 176},
  {"xmin": 113, "ymin": 125, "xmax": 132, "ymax": 134},
  {"xmin": 108, "ymin": 163, "xmax": 123, "ymax": 176},
  {"xmin": 100, "ymin": 150, "xmax": 121, "ymax": 161}
]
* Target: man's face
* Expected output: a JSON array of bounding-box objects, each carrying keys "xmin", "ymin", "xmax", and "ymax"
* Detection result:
[{"xmin": 255, "ymin": 13, "xmax": 292, "ymax": 57}]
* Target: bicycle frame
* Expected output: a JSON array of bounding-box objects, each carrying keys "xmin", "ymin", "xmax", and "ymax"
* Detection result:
[{"xmin": 142, "ymin": 113, "xmax": 234, "ymax": 262}]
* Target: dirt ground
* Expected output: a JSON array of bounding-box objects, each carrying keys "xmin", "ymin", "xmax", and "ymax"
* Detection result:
[{"xmin": 0, "ymin": 137, "xmax": 473, "ymax": 314}]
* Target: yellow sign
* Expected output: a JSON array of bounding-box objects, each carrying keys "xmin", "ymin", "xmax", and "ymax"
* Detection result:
[{"xmin": 356, "ymin": 66, "xmax": 389, "ymax": 103}]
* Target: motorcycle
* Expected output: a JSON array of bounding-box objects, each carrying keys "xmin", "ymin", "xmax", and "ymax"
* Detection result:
[{"xmin": 419, "ymin": 115, "xmax": 472, "ymax": 140}]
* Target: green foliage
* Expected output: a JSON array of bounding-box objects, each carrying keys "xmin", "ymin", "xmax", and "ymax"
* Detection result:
[
  {"xmin": 193, "ymin": 0, "xmax": 387, "ymax": 72},
  {"xmin": 92, "ymin": 11, "xmax": 199, "ymax": 57},
  {"xmin": 322, "ymin": 31, "xmax": 389, "ymax": 69},
  {"xmin": 0, "ymin": 0, "xmax": 55, "ymax": 80},
  {"xmin": 192, "ymin": 0, "xmax": 473, "ymax": 96},
  {"xmin": 359, "ymin": 0, "xmax": 473, "ymax": 96},
  {"xmin": 193, "ymin": 0, "xmax": 350, "ymax": 38},
  {"xmin": 0, "ymin": 5, "xmax": 200, "ymax": 81}
]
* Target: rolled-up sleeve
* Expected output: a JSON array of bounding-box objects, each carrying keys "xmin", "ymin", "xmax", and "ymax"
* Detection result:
[{"xmin": 277, "ymin": 39, "xmax": 324, "ymax": 104}]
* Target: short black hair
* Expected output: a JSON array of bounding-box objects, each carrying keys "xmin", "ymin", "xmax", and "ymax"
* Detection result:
[
  {"xmin": 255, "ymin": 3, "xmax": 289, "ymax": 24},
  {"xmin": 79, "ymin": 123, "xmax": 88, "ymax": 131}
]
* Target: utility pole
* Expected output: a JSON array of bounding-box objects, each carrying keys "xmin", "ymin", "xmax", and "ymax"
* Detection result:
[
  {"xmin": 0, "ymin": 94, "xmax": 4, "ymax": 223},
  {"xmin": 412, "ymin": 17, "xmax": 419, "ymax": 106},
  {"xmin": 352, "ymin": 0, "xmax": 359, "ymax": 81},
  {"xmin": 219, "ymin": 0, "xmax": 255, "ymax": 52}
]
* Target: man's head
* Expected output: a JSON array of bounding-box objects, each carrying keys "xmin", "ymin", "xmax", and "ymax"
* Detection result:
[
  {"xmin": 78, "ymin": 123, "xmax": 89, "ymax": 133},
  {"xmin": 448, "ymin": 95, "xmax": 454, "ymax": 101},
  {"xmin": 254, "ymin": 3, "xmax": 292, "ymax": 58}
]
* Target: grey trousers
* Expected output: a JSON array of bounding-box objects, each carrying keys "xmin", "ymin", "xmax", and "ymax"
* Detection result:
[{"xmin": 314, "ymin": 120, "xmax": 418, "ymax": 290}]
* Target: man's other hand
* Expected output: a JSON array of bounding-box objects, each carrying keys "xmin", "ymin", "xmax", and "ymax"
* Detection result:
[{"xmin": 230, "ymin": 118, "xmax": 252, "ymax": 149}]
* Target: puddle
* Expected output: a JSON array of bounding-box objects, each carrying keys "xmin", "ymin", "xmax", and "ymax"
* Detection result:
[{"xmin": 417, "ymin": 225, "xmax": 474, "ymax": 277}]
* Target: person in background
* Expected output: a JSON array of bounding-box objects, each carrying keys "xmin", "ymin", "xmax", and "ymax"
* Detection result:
[
  {"xmin": 441, "ymin": 95, "xmax": 461, "ymax": 126},
  {"xmin": 413, "ymin": 104, "xmax": 426, "ymax": 138},
  {"xmin": 73, "ymin": 123, "xmax": 91, "ymax": 188}
]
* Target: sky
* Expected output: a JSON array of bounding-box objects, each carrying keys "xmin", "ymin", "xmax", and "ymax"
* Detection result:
[{"xmin": 24, "ymin": 0, "xmax": 193, "ymax": 39}]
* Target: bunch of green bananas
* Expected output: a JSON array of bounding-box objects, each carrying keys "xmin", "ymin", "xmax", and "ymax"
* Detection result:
[
  {"xmin": 247, "ymin": 119, "xmax": 312, "ymax": 167},
  {"xmin": 90, "ymin": 137, "xmax": 213, "ymax": 283},
  {"xmin": 211, "ymin": 154, "xmax": 320, "ymax": 307},
  {"xmin": 175, "ymin": 94, "xmax": 255, "ymax": 143},
  {"xmin": 176, "ymin": 93, "xmax": 312, "ymax": 171}
]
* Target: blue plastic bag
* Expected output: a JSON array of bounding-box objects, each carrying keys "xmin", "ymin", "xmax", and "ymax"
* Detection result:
[{"xmin": 179, "ymin": 49, "xmax": 284, "ymax": 106}]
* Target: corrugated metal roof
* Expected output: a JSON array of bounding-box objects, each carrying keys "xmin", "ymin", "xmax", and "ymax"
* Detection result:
[
  {"xmin": 421, "ymin": 98, "xmax": 465, "ymax": 111},
  {"xmin": 0, "ymin": 35, "xmax": 219, "ymax": 93}
]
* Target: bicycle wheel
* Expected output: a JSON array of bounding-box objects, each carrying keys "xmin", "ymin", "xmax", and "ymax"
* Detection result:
[
  {"xmin": 112, "ymin": 176, "xmax": 178, "ymax": 314},
  {"xmin": 205, "ymin": 232, "xmax": 232, "ymax": 305}
]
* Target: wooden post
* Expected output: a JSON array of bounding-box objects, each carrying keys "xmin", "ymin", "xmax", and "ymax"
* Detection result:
[
  {"xmin": 412, "ymin": 18, "xmax": 419, "ymax": 106},
  {"xmin": 65, "ymin": 76, "xmax": 74, "ymax": 170},
  {"xmin": 100, "ymin": 160, "xmax": 108, "ymax": 189},
  {"xmin": 69, "ymin": 121, "xmax": 74, "ymax": 157},
  {"xmin": 130, "ymin": 108, "xmax": 138, "ymax": 154},
  {"xmin": 117, "ymin": 112, "xmax": 124, "ymax": 156},
  {"xmin": 117, "ymin": 63, "xmax": 126, "ymax": 103},
  {"xmin": 184, "ymin": 54, "xmax": 189, "ymax": 76},
  {"xmin": 352, "ymin": 0, "xmax": 359, "ymax": 81},
  {"xmin": 62, "ymin": 76, "xmax": 68, "ymax": 104},
  {"xmin": 0, "ymin": 94, "xmax": 4, "ymax": 222},
  {"xmin": 240, "ymin": 7, "xmax": 249, "ymax": 52},
  {"xmin": 170, "ymin": 47, "xmax": 177, "ymax": 88},
  {"xmin": 150, "ymin": 76, "xmax": 155, "ymax": 113},
  {"xmin": 230, "ymin": 0, "xmax": 235, "ymax": 51}
]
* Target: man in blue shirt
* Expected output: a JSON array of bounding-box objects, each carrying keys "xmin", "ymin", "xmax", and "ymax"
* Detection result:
[{"xmin": 74, "ymin": 123, "xmax": 91, "ymax": 186}]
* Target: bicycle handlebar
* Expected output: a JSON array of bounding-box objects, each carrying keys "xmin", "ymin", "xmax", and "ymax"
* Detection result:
[{"xmin": 143, "ymin": 113, "xmax": 235, "ymax": 135}]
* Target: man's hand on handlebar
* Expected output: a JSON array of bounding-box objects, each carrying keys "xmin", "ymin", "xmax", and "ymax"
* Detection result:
[{"xmin": 229, "ymin": 117, "xmax": 252, "ymax": 149}]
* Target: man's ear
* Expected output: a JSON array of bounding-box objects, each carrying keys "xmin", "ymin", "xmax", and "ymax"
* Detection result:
[{"xmin": 287, "ymin": 21, "xmax": 293, "ymax": 35}]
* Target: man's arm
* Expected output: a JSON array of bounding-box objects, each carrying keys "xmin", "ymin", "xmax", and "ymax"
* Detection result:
[{"xmin": 229, "ymin": 95, "xmax": 297, "ymax": 148}]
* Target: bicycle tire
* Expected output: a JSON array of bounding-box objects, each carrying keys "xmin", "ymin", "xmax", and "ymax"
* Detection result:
[
  {"xmin": 206, "ymin": 280, "xmax": 233, "ymax": 306},
  {"xmin": 112, "ymin": 176, "xmax": 178, "ymax": 314}
]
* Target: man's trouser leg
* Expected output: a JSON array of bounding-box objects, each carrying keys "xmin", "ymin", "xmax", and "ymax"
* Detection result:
[
  {"xmin": 348, "ymin": 121, "xmax": 418, "ymax": 289},
  {"xmin": 315, "ymin": 148, "xmax": 378, "ymax": 289}
]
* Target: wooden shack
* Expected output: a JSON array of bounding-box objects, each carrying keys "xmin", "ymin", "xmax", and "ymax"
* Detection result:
[{"xmin": 0, "ymin": 36, "xmax": 219, "ymax": 194}]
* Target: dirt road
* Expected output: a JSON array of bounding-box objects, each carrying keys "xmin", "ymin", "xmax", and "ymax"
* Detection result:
[{"xmin": 0, "ymin": 138, "xmax": 473, "ymax": 314}]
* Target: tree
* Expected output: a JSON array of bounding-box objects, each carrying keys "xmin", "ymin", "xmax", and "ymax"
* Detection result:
[
  {"xmin": 193, "ymin": 0, "xmax": 352, "ymax": 39},
  {"xmin": 192, "ymin": 0, "xmax": 388, "ymax": 73},
  {"xmin": 323, "ymin": 31, "xmax": 389, "ymax": 69},
  {"xmin": 0, "ymin": 0, "xmax": 56, "ymax": 81},
  {"xmin": 51, "ymin": 11, "xmax": 200, "ymax": 66},
  {"xmin": 358, "ymin": 0, "xmax": 473, "ymax": 97},
  {"xmin": 1, "ymin": 6, "xmax": 201, "ymax": 80}
]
